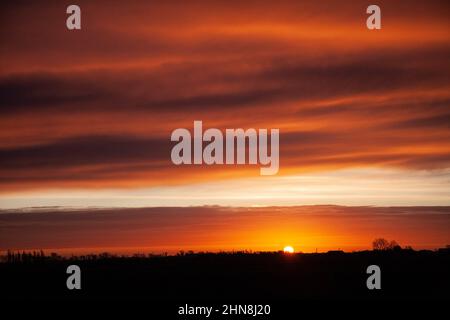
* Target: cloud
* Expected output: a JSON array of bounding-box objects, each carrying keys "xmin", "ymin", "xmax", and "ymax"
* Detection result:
[
  {"xmin": 0, "ymin": 206, "xmax": 449, "ymax": 252},
  {"xmin": 0, "ymin": 0, "xmax": 449, "ymax": 193}
]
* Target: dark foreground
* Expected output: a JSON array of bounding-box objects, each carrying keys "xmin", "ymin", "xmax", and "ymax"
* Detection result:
[{"xmin": 1, "ymin": 249, "xmax": 449, "ymax": 302}]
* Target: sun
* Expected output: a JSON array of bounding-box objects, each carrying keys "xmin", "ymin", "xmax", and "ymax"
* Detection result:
[{"xmin": 283, "ymin": 246, "xmax": 294, "ymax": 253}]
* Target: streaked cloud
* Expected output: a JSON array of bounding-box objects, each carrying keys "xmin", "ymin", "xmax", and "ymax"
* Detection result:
[
  {"xmin": 1, "ymin": 205, "xmax": 449, "ymax": 253},
  {"xmin": 0, "ymin": 0, "xmax": 449, "ymax": 204},
  {"xmin": 1, "ymin": 168, "xmax": 449, "ymax": 208}
]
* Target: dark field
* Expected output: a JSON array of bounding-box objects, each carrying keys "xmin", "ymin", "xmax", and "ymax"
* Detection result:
[{"xmin": 1, "ymin": 249, "xmax": 449, "ymax": 301}]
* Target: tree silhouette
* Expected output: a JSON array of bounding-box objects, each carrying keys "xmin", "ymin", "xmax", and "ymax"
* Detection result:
[
  {"xmin": 388, "ymin": 240, "xmax": 401, "ymax": 250},
  {"xmin": 373, "ymin": 238, "xmax": 390, "ymax": 250},
  {"xmin": 373, "ymin": 238, "xmax": 401, "ymax": 250}
]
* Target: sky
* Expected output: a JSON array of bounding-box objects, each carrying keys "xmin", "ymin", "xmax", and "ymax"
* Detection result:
[
  {"xmin": 0, "ymin": 0, "xmax": 449, "ymax": 207},
  {"xmin": 0, "ymin": 1, "xmax": 449, "ymax": 252},
  {"xmin": 1, "ymin": 206, "xmax": 449, "ymax": 253}
]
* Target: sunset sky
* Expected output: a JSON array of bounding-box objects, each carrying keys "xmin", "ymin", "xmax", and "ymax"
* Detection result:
[{"xmin": 0, "ymin": 1, "xmax": 449, "ymax": 253}]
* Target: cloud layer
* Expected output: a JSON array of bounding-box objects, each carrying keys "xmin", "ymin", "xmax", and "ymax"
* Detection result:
[
  {"xmin": 1, "ymin": 206, "xmax": 449, "ymax": 253},
  {"xmin": 0, "ymin": 0, "xmax": 449, "ymax": 193}
]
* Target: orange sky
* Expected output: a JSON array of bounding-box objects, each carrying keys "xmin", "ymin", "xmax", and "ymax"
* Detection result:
[
  {"xmin": 1, "ymin": 206, "xmax": 449, "ymax": 254},
  {"xmin": 0, "ymin": 1, "xmax": 449, "ymax": 252},
  {"xmin": 1, "ymin": 0, "xmax": 449, "ymax": 195}
]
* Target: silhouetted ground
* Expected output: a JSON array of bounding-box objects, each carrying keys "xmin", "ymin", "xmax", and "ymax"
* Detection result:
[{"xmin": 1, "ymin": 249, "xmax": 448, "ymax": 302}]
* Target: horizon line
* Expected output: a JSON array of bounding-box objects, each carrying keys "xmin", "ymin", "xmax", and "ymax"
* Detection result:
[{"xmin": 2, "ymin": 203, "xmax": 450, "ymax": 212}]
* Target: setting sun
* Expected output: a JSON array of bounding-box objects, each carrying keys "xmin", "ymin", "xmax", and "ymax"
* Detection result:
[{"xmin": 283, "ymin": 246, "xmax": 295, "ymax": 253}]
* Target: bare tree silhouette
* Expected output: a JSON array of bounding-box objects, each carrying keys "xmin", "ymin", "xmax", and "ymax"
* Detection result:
[{"xmin": 373, "ymin": 238, "xmax": 401, "ymax": 250}]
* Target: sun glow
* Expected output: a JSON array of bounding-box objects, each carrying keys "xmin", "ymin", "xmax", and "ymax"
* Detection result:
[{"xmin": 283, "ymin": 246, "xmax": 294, "ymax": 253}]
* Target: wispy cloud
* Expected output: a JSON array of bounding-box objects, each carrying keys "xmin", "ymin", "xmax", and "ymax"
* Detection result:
[{"xmin": 0, "ymin": 0, "xmax": 449, "ymax": 203}]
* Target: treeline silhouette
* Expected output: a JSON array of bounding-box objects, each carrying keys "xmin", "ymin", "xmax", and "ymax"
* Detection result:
[
  {"xmin": 2, "ymin": 249, "xmax": 271, "ymax": 263},
  {"xmin": 3, "ymin": 241, "xmax": 450, "ymax": 264},
  {"xmin": 1, "ymin": 242, "xmax": 449, "ymax": 301}
]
